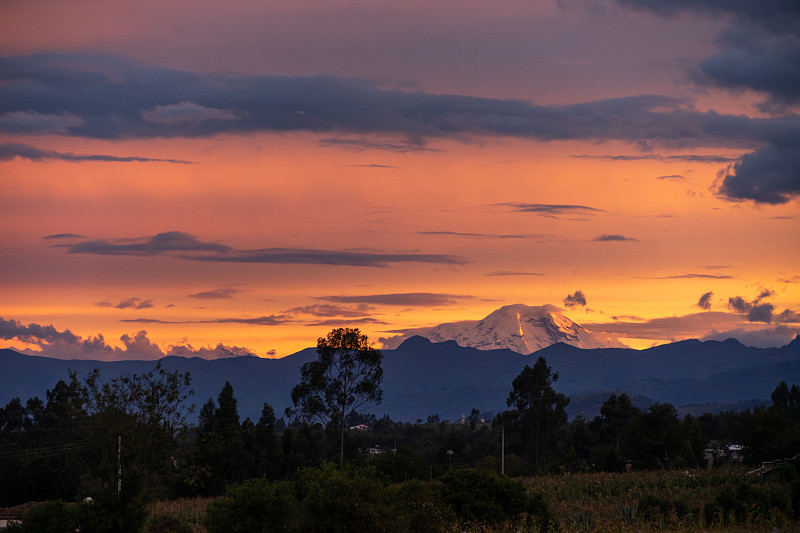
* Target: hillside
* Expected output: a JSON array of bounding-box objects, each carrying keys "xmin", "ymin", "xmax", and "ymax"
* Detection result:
[{"xmin": 1, "ymin": 335, "xmax": 798, "ymax": 423}]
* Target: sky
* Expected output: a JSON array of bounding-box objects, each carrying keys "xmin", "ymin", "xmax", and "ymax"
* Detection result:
[{"xmin": 1, "ymin": 0, "xmax": 799, "ymax": 360}]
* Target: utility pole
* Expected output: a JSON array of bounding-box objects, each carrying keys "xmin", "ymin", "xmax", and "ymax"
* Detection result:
[
  {"xmin": 117, "ymin": 435, "xmax": 122, "ymax": 496},
  {"xmin": 501, "ymin": 420, "xmax": 505, "ymax": 476}
]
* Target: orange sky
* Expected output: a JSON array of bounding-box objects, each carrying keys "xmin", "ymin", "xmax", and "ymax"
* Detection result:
[{"xmin": 1, "ymin": 0, "xmax": 798, "ymax": 359}]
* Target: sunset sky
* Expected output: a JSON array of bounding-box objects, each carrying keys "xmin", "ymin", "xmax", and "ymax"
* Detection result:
[{"xmin": 1, "ymin": 0, "xmax": 798, "ymax": 360}]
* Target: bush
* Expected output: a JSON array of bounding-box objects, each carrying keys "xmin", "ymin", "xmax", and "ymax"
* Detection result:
[
  {"xmin": 203, "ymin": 478, "xmax": 296, "ymax": 532},
  {"xmin": 6, "ymin": 497, "xmax": 145, "ymax": 533},
  {"xmin": 440, "ymin": 468, "xmax": 536, "ymax": 525}
]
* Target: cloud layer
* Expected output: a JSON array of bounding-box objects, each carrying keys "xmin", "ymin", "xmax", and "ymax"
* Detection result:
[
  {"xmin": 56, "ymin": 231, "xmax": 466, "ymax": 268},
  {"xmin": 2, "ymin": 52, "xmax": 799, "ymax": 203}
]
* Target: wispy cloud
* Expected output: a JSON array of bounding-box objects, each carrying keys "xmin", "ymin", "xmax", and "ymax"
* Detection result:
[
  {"xmin": 188, "ymin": 288, "xmax": 243, "ymax": 300},
  {"xmin": 574, "ymin": 154, "xmax": 740, "ymax": 163},
  {"xmin": 485, "ymin": 271, "xmax": 544, "ymax": 277},
  {"xmin": 319, "ymin": 293, "xmax": 475, "ymax": 306},
  {"xmin": 55, "ymin": 231, "xmax": 467, "ymax": 268},
  {"xmin": 0, "ymin": 142, "xmax": 194, "ymax": 164},
  {"xmin": 496, "ymin": 203, "xmax": 604, "ymax": 217},
  {"xmin": 419, "ymin": 230, "xmax": 549, "ymax": 239},
  {"xmin": 593, "ymin": 234, "xmax": 638, "ymax": 242}
]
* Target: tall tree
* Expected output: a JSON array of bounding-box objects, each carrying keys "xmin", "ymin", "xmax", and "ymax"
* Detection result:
[
  {"xmin": 289, "ymin": 328, "xmax": 383, "ymax": 466},
  {"xmin": 506, "ymin": 356, "xmax": 569, "ymax": 471}
]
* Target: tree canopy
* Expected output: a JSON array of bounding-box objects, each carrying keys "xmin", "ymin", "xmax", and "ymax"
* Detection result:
[{"xmin": 289, "ymin": 328, "xmax": 383, "ymax": 465}]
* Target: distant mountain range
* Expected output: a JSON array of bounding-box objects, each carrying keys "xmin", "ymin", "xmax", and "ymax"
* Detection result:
[
  {"xmin": 380, "ymin": 304, "xmax": 626, "ymax": 353},
  {"xmin": 2, "ymin": 335, "xmax": 799, "ymax": 423}
]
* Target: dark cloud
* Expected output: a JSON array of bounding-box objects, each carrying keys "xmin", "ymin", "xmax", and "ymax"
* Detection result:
[
  {"xmin": 701, "ymin": 325, "xmax": 800, "ymax": 348},
  {"xmin": 319, "ymin": 293, "xmax": 474, "ymax": 306},
  {"xmin": 4, "ymin": 52, "xmax": 800, "ymax": 203},
  {"xmin": 485, "ymin": 271, "xmax": 544, "ymax": 277},
  {"xmin": 593, "ymin": 234, "xmax": 638, "ymax": 242},
  {"xmin": 0, "ymin": 142, "xmax": 194, "ymax": 164},
  {"xmin": 649, "ymin": 273, "xmax": 734, "ymax": 280},
  {"xmin": 419, "ymin": 230, "xmax": 547, "ymax": 239},
  {"xmin": 613, "ymin": 0, "xmax": 800, "ymax": 109},
  {"xmin": 563, "ymin": 290, "xmax": 587, "ymax": 308},
  {"xmin": 61, "ymin": 231, "xmax": 231, "ymax": 256},
  {"xmin": 657, "ymin": 174, "xmax": 686, "ymax": 181},
  {"xmin": 307, "ymin": 317, "xmax": 388, "ymax": 327},
  {"xmin": 0, "ymin": 317, "xmax": 80, "ymax": 345},
  {"xmin": 346, "ymin": 163, "xmax": 401, "ymax": 169},
  {"xmin": 285, "ymin": 304, "xmax": 374, "ymax": 318},
  {"xmin": 726, "ymin": 289, "xmax": 798, "ymax": 324},
  {"xmin": 319, "ymin": 138, "xmax": 438, "ymax": 153},
  {"xmin": 573, "ymin": 154, "xmax": 741, "ymax": 163},
  {"xmin": 697, "ymin": 291, "xmax": 714, "ymax": 310},
  {"xmin": 42, "ymin": 233, "xmax": 84, "ymax": 240},
  {"xmin": 0, "ymin": 317, "xmax": 261, "ymax": 360},
  {"xmin": 115, "ymin": 298, "xmax": 154, "ymax": 310},
  {"xmin": 716, "ymin": 147, "xmax": 800, "ymax": 205},
  {"xmin": 583, "ymin": 311, "xmax": 745, "ymax": 341},
  {"xmin": 496, "ymin": 203, "xmax": 604, "ymax": 217},
  {"xmin": 57, "ymin": 230, "xmax": 466, "ymax": 267},
  {"xmin": 166, "ymin": 343, "xmax": 256, "ymax": 359},
  {"xmin": 188, "ymin": 288, "xmax": 241, "ymax": 300}
]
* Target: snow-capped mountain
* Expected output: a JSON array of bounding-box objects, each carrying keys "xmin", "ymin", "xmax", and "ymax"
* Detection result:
[{"xmin": 380, "ymin": 304, "xmax": 627, "ymax": 354}]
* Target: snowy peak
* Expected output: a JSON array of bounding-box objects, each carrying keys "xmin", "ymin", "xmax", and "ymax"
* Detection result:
[{"xmin": 381, "ymin": 304, "xmax": 626, "ymax": 354}]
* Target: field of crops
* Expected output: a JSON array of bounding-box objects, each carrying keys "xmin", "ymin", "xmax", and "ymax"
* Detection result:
[
  {"xmin": 144, "ymin": 466, "xmax": 799, "ymax": 532},
  {"xmin": 524, "ymin": 466, "xmax": 798, "ymax": 532}
]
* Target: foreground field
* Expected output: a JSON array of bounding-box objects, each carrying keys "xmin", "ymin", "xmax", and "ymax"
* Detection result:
[{"xmin": 144, "ymin": 466, "xmax": 798, "ymax": 533}]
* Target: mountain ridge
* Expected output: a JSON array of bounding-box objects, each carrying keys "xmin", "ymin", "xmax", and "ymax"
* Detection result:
[
  {"xmin": 381, "ymin": 303, "xmax": 627, "ymax": 353},
  {"xmin": 2, "ymin": 334, "xmax": 798, "ymax": 423}
]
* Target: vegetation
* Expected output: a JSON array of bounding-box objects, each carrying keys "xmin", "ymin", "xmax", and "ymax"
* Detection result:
[
  {"xmin": 287, "ymin": 327, "xmax": 383, "ymax": 466},
  {"xmin": 1, "ymin": 328, "xmax": 799, "ymax": 531}
]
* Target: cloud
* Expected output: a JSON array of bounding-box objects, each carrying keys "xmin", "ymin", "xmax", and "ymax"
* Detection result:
[
  {"xmin": 0, "ymin": 317, "xmax": 80, "ymax": 345},
  {"xmin": 346, "ymin": 163, "xmax": 402, "ymax": 169},
  {"xmin": 61, "ymin": 231, "xmax": 231, "ymax": 256},
  {"xmin": 140, "ymin": 101, "xmax": 239, "ymax": 125},
  {"xmin": 583, "ymin": 311, "xmax": 749, "ymax": 341},
  {"xmin": 593, "ymin": 234, "xmax": 638, "ymax": 242},
  {"xmin": 648, "ymin": 273, "xmax": 734, "ymax": 280},
  {"xmin": 0, "ymin": 317, "xmax": 263, "ymax": 360},
  {"xmin": 573, "ymin": 154, "xmax": 741, "ymax": 163},
  {"xmin": 57, "ymin": 230, "xmax": 465, "ymax": 267},
  {"xmin": 307, "ymin": 317, "xmax": 389, "ymax": 327},
  {"xmin": 697, "ymin": 291, "xmax": 713, "ymax": 310},
  {"xmin": 0, "ymin": 111, "xmax": 83, "ymax": 134},
  {"xmin": 701, "ymin": 325, "xmax": 800, "ymax": 348},
  {"xmin": 419, "ymin": 230, "xmax": 548, "ymax": 239},
  {"xmin": 42, "ymin": 233, "xmax": 84, "ymax": 240},
  {"xmin": 496, "ymin": 203, "xmax": 604, "ymax": 217},
  {"xmin": 96, "ymin": 298, "xmax": 154, "ymax": 310},
  {"xmin": 319, "ymin": 138, "xmax": 438, "ymax": 153},
  {"xmin": 726, "ymin": 289, "xmax": 799, "ymax": 324},
  {"xmin": 716, "ymin": 147, "xmax": 800, "ymax": 205},
  {"xmin": 613, "ymin": 0, "xmax": 800, "ymax": 108},
  {"xmin": 656, "ymin": 174, "xmax": 686, "ymax": 181},
  {"xmin": 166, "ymin": 343, "xmax": 256, "ymax": 359},
  {"xmin": 485, "ymin": 271, "xmax": 544, "ymax": 277},
  {"xmin": 188, "ymin": 288, "xmax": 242, "ymax": 300},
  {"xmin": 0, "ymin": 142, "xmax": 194, "ymax": 164},
  {"xmin": 563, "ymin": 290, "xmax": 587, "ymax": 308},
  {"xmin": 4, "ymin": 52, "xmax": 800, "ymax": 202},
  {"xmin": 285, "ymin": 304, "xmax": 374, "ymax": 318},
  {"xmin": 319, "ymin": 293, "xmax": 475, "ymax": 306}
]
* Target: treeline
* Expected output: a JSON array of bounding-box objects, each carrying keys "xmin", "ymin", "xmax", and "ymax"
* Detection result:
[{"xmin": 1, "ymin": 355, "xmax": 799, "ymax": 530}]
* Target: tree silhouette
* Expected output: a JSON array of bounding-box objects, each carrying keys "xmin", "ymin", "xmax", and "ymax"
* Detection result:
[
  {"xmin": 506, "ymin": 356, "xmax": 569, "ymax": 471},
  {"xmin": 289, "ymin": 328, "xmax": 383, "ymax": 466}
]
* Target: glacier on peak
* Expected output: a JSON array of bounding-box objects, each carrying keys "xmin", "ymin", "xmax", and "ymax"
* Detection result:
[{"xmin": 380, "ymin": 303, "xmax": 627, "ymax": 354}]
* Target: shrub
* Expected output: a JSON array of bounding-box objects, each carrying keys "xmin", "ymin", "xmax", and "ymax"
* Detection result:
[
  {"xmin": 203, "ymin": 478, "xmax": 297, "ymax": 532},
  {"xmin": 440, "ymin": 468, "xmax": 535, "ymax": 525}
]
